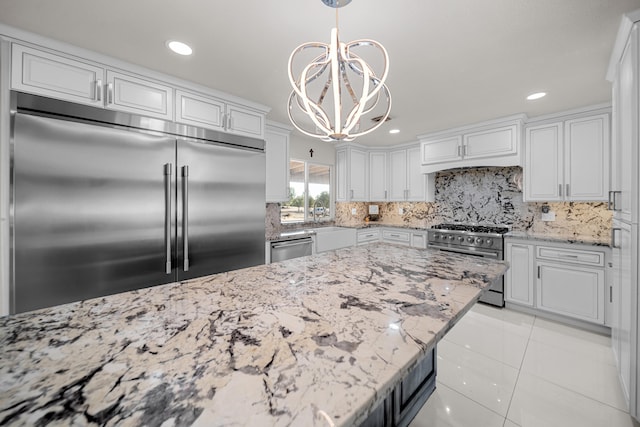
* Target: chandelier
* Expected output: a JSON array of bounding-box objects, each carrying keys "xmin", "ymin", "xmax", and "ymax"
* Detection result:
[{"xmin": 287, "ymin": 0, "xmax": 391, "ymax": 142}]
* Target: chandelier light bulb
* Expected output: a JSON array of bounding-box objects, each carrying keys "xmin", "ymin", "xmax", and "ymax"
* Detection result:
[{"xmin": 287, "ymin": 18, "xmax": 391, "ymax": 142}]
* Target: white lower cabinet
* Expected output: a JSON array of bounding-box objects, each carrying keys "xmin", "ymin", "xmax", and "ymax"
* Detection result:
[
  {"xmin": 504, "ymin": 237, "xmax": 609, "ymax": 326},
  {"xmin": 382, "ymin": 229, "xmax": 411, "ymax": 246},
  {"xmin": 357, "ymin": 229, "xmax": 381, "ymax": 245},
  {"xmin": 505, "ymin": 241, "xmax": 535, "ymax": 307},
  {"xmin": 537, "ymin": 261, "xmax": 605, "ymax": 324}
]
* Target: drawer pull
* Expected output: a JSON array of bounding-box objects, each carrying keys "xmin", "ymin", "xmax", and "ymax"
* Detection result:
[{"xmin": 558, "ymin": 254, "xmax": 579, "ymax": 259}]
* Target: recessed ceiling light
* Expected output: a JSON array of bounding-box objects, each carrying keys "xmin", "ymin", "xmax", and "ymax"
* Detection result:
[
  {"xmin": 389, "ymin": 129, "xmax": 400, "ymax": 134},
  {"xmin": 166, "ymin": 40, "xmax": 193, "ymax": 56},
  {"xmin": 526, "ymin": 92, "xmax": 546, "ymax": 101}
]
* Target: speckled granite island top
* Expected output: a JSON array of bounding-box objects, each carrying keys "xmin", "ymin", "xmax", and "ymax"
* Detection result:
[{"xmin": 0, "ymin": 243, "xmax": 507, "ymax": 427}]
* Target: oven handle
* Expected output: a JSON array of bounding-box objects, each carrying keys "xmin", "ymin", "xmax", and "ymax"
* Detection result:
[{"xmin": 428, "ymin": 244, "xmax": 501, "ymax": 259}]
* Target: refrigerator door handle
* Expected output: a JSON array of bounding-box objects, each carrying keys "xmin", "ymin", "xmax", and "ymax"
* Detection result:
[
  {"xmin": 182, "ymin": 165, "xmax": 190, "ymax": 272},
  {"xmin": 164, "ymin": 163, "xmax": 172, "ymax": 274}
]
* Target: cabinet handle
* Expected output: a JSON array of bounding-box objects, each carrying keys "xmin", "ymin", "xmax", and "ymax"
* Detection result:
[
  {"xmin": 462, "ymin": 145, "xmax": 466, "ymax": 157},
  {"xmin": 611, "ymin": 227, "xmax": 621, "ymax": 249},
  {"xmin": 457, "ymin": 145, "xmax": 462, "ymax": 157},
  {"xmin": 558, "ymin": 254, "xmax": 579, "ymax": 259},
  {"xmin": 227, "ymin": 115, "xmax": 233, "ymax": 130},
  {"xmin": 610, "ymin": 286, "xmax": 613, "ymax": 303},
  {"xmin": 558, "ymin": 184, "xmax": 562, "ymax": 197},
  {"xmin": 350, "ymin": 189, "xmax": 354, "ymax": 199},
  {"xmin": 608, "ymin": 191, "xmax": 614, "ymax": 210},
  {"xmin": 107, "ymin": 82, "xmax": 114, "ymax": 104},
  {"xmin": 537, "ymin": 265, "xmax": 541, "ymax": 279},
  {"xmin": 566, "ymin": 184, "xmax": 570, "ymax": 198},
  {"xmin": 95, "ymin": 79, "xmax": 103, "ymax": 102},
  {"xmin": 220, "ymin": 113, "xmax": 225, "ymax": 128},
  {"xmin": 384, "ymin": 190, "xmax": 387, "ymax": 199}
]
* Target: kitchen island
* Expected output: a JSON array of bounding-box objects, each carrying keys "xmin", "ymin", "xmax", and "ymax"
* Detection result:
[{"xmin": 0, "ymin": 243, "xmax": 507, "ymax": 426}]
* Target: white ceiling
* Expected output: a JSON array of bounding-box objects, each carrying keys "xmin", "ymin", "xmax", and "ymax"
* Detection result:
[{"xmin": 1, "ymin": 0, "xmax": 639, "ymax": 147}]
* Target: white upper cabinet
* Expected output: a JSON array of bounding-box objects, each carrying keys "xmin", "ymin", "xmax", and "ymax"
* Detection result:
[
  {"xmin": 176, "ymin": 91, "xmax": 264, "ymax": 138},
  {"xmin": 226, "ymin": 103, "xmax": 264, "ymax": 139},
  {"xmin": 176, "ymin": 90, "xmax": 226, "ymax": 130},
  {"xmin": 390, "ymin": 146, "xmax": 430, "ymax": 201},
  {"xmin": 611, "ymin": 25, "xmax": 639, "ymax": 223},
  {"xmin": 265, "ymin": 122, "xmax": 291, "ymax": 203},
  {"xmin": 564, "ymin": 115, "xmax": 610, "ymax": 200},
  {"xmin": 524, "ymin": 123, "xmax": 564, "ymax": 201},
  {"xmin": 419, "ymin": 117, "xmax": 523, "ymax": 173},
  {"xmin": 9, "ymin": 40, "xmax": 267, "ymax": 134},
  {"xmin": 106, "ymin": 70, "xmax": 173, "ymax": 120},
  {"xmin": 524, "ymin": 112, "xmax": 610, "ymax": 202},
  {"xmin": 369, "ymin": 151, "xmax": 388, "ymax": 201},
  {"xmin": 336, "ymin": 146, "xmax": 368, "ymax": 202},
  {"xmin": 12, "ymin": 44, "xmax": 104, "ymax": 107},
  {"xmin": 338, "ymin": 143, "xmax": 434, "ymax": 203},
  {"xmin": 464, "ymin": 125, "xmax": 519, "ymax": 160}
]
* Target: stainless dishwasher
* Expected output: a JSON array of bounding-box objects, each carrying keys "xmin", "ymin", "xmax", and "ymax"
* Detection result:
[{"xmin": 270, "ymin": 237, "xmax": 313, "ymax": 262}]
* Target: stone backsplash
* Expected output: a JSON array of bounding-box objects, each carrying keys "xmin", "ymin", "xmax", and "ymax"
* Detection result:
[{"xmin": 335, "ymin": 166, "xmax": 612, "ymax": 241}]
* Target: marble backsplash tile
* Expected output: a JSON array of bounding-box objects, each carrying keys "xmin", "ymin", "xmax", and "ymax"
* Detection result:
[{"xmin": 334, "ymin": 166, "xmax": 612, "ymax": 239}]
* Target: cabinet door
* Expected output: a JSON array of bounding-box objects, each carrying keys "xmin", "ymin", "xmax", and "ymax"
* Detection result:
[
  {"xmin": 12, "ymin": 44, "xmax": 104, "ymax": 107},
  {"xmin": 537, "ymin": 262, "xmax": 605, "ymax": 324},
  {"xmin": 369, "ymin": 151, "xmax": 388, "ymax": 201},
  {"xmin": 565, "ymin": 115, "xmax": 610, "ymax": 201},
  {"xmin": 349, "ymin": 148, "xmax": 368, "ymax": 201},
  {"xmin": 406, "ymin": 146, "xmax": 426, "ymax": 201},
  {"xmin": 265, "ymin": 128, "xmax": 290, "ymax": 203},
  {"xmin": 615, "ymin": 222, "xmax": 635, "ymax": 405},
  {"xmin": 389, "ymin": 149, "xmax": 407, "ymax": 201},
  {"xmin": 227, "ymin": 103, "xmax": 264, "ymax": 139},
  {"xmin": 505, "ymin": 242, "xmax": 535, "ymax": 306},
  {"xmin": 463, "ymin": 124, "xmax": 518, "ymax": 160},
  {"xmin": 336, "ymin": 149, "xmax": 348, "ymax": 202},
  {"xmin": 524, "ymin": 123, "xmax": 563, "ymax": 201},
  {"xmin": 176, "ymin": 90, "xmax": 225, "ymax": 131},
  {"xmin": 618, "ymin": 27, "xmax": 639, "ymax": 223},
  {"xmin": 106, "ymin": 70, "xmax": 173, "ymax": 120},
  {"xmin": 420, "ymin": 136, "xmax": 461, "ymax": 165}
]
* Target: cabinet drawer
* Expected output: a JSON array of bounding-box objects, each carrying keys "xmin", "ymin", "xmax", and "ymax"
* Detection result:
[
  {"xmin": 382, "ymin": 229, "xmax": 410, "ymax": 244},
  {"xmin": 536, "ymin": 246, "xmax": 604, "ymax": 267},
  {"xmin": 357, "ymin": 229, "xmax": 381, "ymax": 244}
]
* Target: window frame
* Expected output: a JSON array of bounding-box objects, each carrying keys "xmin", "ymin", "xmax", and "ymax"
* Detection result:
[{"xmin": 283, "ymin": 158, "xmax": 334, "ymax": 224}]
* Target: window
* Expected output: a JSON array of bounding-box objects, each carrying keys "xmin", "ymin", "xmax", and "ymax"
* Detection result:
[{"xmin": 281, "ymin": 160, "xmax": 332, "ymax": 223}]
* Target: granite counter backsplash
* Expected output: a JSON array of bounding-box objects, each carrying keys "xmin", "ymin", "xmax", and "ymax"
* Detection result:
[{"xmin": 333, "ymin": 167, "xmax": 612, "ymax": 243}]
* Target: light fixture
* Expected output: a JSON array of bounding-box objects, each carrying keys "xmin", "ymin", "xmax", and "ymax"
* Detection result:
[
  {"xmin": 287, "ymin": 0, "xmax": 391, "ymax": 142},
  {"xmin": 166, "ymin": 40, "xmax": 193, "ymax": 56},
  {"xmin": 389, "ymin": 129, "xmax": 400, "ymax": 134},
  {"xmin": 526, "ymin": 92, "xmax": 546, "ymax": 100}
]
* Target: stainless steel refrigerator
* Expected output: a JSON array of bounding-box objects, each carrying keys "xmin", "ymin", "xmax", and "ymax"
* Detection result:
[{"xmin": 10, "ymin": 92, "xmax": 266, "ymax": 314}]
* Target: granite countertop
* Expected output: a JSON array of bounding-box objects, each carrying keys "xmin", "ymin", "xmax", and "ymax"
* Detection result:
[
  {"xmin": 0, "ymin": 243, "xmax": 507, "ymax": 426},
  {"xmin": 505, "ymin": 231, "xmax": 611, "ymax": 247}
]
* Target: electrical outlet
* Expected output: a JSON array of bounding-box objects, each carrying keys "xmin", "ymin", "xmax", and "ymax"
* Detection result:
[
  {"xmin": 351, "ymin": 208, "xmax": 357, "ymax": 215},
  {"xmin": 399, "ymin": 207, "xmax": 404, "ymax": 215},
  {"xmin": 541, "ymin": 211, "xmax": 556, "ymax": 222}
]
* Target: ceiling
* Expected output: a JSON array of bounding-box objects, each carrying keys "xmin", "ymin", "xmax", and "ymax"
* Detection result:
[{"xmin": 1, "ymin": 0, "xmax": 639, "ymax": 147}]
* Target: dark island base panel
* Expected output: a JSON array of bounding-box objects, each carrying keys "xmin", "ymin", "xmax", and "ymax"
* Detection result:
[
  {"xmin": 361, "ymin": 347, "xmax": 437, "ymax": 427},
  {"xmin": 0, "ymin": 243, "xmax": 507, "ymax": 426}
]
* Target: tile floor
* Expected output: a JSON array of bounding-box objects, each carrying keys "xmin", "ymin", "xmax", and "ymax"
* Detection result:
[{"xmin": 409, "ymin": 303, "xmax": 640, "ymax": 427}]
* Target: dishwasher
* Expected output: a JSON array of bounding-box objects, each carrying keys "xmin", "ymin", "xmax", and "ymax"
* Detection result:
[{"xmin": 270, "ymin": 236, "xmax": 313, "ymax": 262}]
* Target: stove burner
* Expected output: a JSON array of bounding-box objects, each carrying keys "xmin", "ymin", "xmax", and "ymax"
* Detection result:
[{"xmin": 430, "ymin": 223, "xmax": 509, "ymax": 234}]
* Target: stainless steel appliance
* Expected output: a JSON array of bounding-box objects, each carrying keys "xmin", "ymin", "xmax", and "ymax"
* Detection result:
[
  {"xmin": 270, "ymin": 236, "xmax": 313, "ymax": 263},
  {"xmin": 10, "ymin": 92, "xmax": 266, "ymax": 314},
  {"xmin": 427, "ymin": 223, "xmax": 509, "ymax": 307}
]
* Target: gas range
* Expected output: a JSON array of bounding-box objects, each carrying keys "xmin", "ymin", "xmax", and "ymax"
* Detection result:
[
  {"xmin": 427, "ymin": 223, "xmax": 509, "ymax": 307},
  {"xmin": 427, "ymin": 223, "xmax": 509, "ymax": 254}
]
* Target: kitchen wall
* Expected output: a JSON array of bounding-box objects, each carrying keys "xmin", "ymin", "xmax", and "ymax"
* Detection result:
[{"xmin": 335, "ymin": 166, "xmax": 612, "ymax": 241}]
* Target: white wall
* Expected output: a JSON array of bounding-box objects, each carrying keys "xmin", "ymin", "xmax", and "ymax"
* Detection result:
[{"xmin": 289, "ymin": 134, "xmax": 335, "ymax": 166}]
